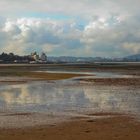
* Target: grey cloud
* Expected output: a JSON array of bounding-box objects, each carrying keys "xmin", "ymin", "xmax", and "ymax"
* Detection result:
[
  {"xmin": 0, "ymin": 0, "xmax": 140, "ymax": 57},
  {"xmin": 0, "ymin": 0, "xmax": 139, "ymax": 19},
  {"xmin": 80, "ymin": 15, "xmax": 140, "ymax": 57}
]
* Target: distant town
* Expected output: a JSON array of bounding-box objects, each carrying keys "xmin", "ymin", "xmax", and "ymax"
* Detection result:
[
  {"xmin": 0, "ymin": 52, "xmax": 47, "ymax": 64},
  {"xmin": 0, "ymin": 52, "xmax": 140, "ymax": 64}
]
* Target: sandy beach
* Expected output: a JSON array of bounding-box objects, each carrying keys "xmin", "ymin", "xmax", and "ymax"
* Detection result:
[
  {"xmin": 0, "ymin": 64, "xmax": 140, "ymax": 140},
  {"xmin": 0, "ymin": 115, "xmax": 139, "ymax": 140}
]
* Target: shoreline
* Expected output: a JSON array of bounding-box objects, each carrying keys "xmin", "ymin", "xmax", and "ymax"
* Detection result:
[{"xmin": 0, "ymin": 64, "xmax": 140, "ymax": 139}]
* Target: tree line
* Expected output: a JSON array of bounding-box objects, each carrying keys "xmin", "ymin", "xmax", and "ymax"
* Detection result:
[{"xmin": 0, "ymin": 52, "xmax": 34, "ymax": 63}]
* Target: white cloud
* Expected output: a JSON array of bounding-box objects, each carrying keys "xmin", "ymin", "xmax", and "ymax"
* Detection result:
[
  {"xmin": 0, "ymin": 0, "xmax": 140, "ymax": 57},
  {"xmin": 0, "ymin": 16, "xmax": 140, "ymax": 57}
]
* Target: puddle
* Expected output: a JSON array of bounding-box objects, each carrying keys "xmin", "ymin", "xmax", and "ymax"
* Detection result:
[{"xmin": 0, "ymin": 81, "xmax": 139, "ymax": 117}]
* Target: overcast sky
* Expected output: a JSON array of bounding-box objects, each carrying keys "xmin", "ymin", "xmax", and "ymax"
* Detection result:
[{"xmin": 0, "ymin": 0, "xmax": 140, "ymax": 57}]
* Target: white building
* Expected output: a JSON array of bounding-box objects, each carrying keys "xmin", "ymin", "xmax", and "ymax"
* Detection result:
[
  {"xmin": 31, "ymin": 52, "xmax": 39, "ymax": 61},
  {"xmin": 40, "ymin": 52, "xmax": 47, "ymax": 62}
]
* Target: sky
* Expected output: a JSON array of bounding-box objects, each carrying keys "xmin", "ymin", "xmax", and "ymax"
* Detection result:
[{"xmin": 0, "ymin": 0, "xmax": 140, "ymax": 57}]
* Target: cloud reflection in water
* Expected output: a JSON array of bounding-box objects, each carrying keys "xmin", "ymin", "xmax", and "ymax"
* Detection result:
[{"xmin": 0, "ymin": 82, "xmax": 139, "ymax": 115}]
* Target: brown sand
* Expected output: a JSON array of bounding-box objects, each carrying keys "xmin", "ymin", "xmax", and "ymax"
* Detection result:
[
  {"xmin": 0, "ymin": 72, "xmax": 88, "ymax": 82},
  {"xmin": 78, "ymin": 78, "xmax": 140, "ymax": 86},
  {"xmin": 0, "ymin": 116, "xmax": 139, "ymax": 140},
  {"xmin": 23, "ymin": 71, "xmax": 87, "ymax": 80},
  {"xmin": 0, "ymin": 64, "xmax": 90, "ymax": 81}
]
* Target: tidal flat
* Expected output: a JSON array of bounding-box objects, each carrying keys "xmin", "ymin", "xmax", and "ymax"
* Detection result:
[{"xmin": 0, "ymin": 63, "xmax": 140, "ymax": 140}]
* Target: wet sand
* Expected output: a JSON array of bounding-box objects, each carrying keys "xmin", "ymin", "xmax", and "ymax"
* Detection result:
[
  {"xmin": 0, "ymin": 64, "xmax": 89, "ymax": 81},
  {"xmin": 0, "ymin": 64, "xmax": 140, "ymax": 139},
  {"xmin": 0, "ymin": 115, "xmax": 139, "ymax": 140},
  {"xmin": 78, "ymin": 77, "xmax": 140, "ymax": 86},
  {"xmin": 0, "ymin": 72, "xmax": 87, "ymax": 85},
  {"xmin": 0, "ymin": 63, "xmax": 140, "ymax": 81}
]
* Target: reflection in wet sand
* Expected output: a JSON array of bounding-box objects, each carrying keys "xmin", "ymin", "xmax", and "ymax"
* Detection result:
[{"xmin": 0, "ymin": 82, "xmax": 140, "ymax": 117}]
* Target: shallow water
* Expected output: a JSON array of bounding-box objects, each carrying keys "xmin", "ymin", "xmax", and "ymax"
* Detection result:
[
  {"xmin": 37, "ymin": 70, "xmax": 140, "ymax": 81},
  {"xmin": 0, "ymin": 80, "xmax": 140, "ymax": 117},
  {"xmin": 38, "ymin": 70, "xmax": 134, "ymax": 78}
]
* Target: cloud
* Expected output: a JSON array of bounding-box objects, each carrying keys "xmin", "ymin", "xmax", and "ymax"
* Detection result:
[
  {"xmin": 80, "ymin": 15, "xmax": 140, "ymax": 57},
  {"xmin": 0, "ymin": 18, "xmax": 80, "ymax": 55},
  {"xmin": 0, "ymin": 15, "xmax": 140, "ymax": 57},
  {"xmin": 0, "ymin": 0, "xmax": 140, "ymax": 57},
  {"xmin": 0, "ymin": 0, "xmax": 137, "ymax": 19}
]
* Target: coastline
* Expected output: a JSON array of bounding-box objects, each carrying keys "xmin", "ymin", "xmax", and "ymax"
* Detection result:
[{"xmin": 0, "ymin": 63, "xmax": 140, "ymax": 140}]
